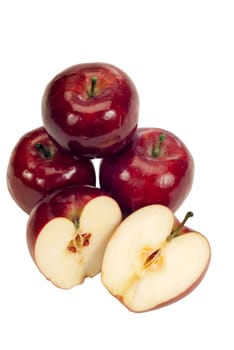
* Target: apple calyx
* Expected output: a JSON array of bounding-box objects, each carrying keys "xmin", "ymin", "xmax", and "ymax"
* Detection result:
[
  {"xmin": 151, "ymin": 133, "xmax": 166, "ymax": 158},
  {"xmin": 34, "ymin": 143, "xmax": 54, "ymax": 159},
  {"xmin": 167, "ymin": 211, "xmax": 194, "ymax": 242},
  {"xmin": 88, "ymin": 76, "xmax": 98, "ymax": 98}
]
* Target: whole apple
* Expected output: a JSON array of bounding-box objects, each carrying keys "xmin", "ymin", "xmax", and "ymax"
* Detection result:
[
  {"xmin": 41, "ymin": 62, "xmax": 139, "ymax": 158},
  {"xmin": 7, "ymin": 127, "xmax": 96, "ymax": 214},
  {"xmin": 99, "ymin": 127, "xmax": 194, "ymax": 214},
  {"xmin": 26, "ymin": 185, "xmax": 122, "ymax": 289}
]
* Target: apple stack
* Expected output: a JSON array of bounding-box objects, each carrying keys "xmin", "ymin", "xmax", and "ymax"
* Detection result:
[{"xmin": 6, "ymin": 62, "xmax": 211, "ymax": 312}]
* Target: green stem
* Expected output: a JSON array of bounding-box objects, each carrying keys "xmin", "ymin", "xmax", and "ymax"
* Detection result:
[
  {"xmin": 35, "ymin": 143, "xmax": 52, "ymax": 159},
  {"xmin": 151, "ymin": 133, "xmax": 166, "ymax": 157},
  {"xmin": 167, "ymin": 211, "xmax": 194, "ymax": 242},
  {"xmin": 89, "ymin": 76, "xmax": 97, "ymax": 97}
]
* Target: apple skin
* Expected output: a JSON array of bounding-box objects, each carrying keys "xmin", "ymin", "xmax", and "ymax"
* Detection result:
[
  {"xmin": 7, "ymin": 127, "xmax": 96, "ymax": 214},
  {"xmin": 99, "ymin": 127, "xmax": 194, "ymax": 214},
  {"xmin": 26, "ymin": 185, "xmax": 109, "ymax": 260},
  {"xmin": 41, "ymin": 62, "xmax": 139, "ymax": 158}
]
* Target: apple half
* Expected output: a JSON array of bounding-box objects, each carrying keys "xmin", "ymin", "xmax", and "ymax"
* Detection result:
[
  {"xmin": 101, "ymin": 205, "xmax": 211, "ymax": 312},
  {"xmin": 27, "ymin": 185, "xmax": 122, "ymax": 289}
]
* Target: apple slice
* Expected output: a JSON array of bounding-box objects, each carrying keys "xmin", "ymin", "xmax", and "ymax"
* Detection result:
[
  {"xmin": 101, "ymin": 205, "xmax": 211, "ymax": 312},
  {"xmin": 27, "ymin": 185, "xmax": 122, "ymax": 289}
]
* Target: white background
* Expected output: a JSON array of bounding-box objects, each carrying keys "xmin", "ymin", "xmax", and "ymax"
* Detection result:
[{"xmin": 1, "ymin": 1, "xmax": 233, "ymax": 349}]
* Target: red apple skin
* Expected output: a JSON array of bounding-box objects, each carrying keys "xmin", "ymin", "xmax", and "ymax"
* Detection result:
[
  {"xmin": 26, "ymin": 185, "xmax": 108, "ymax": 260},
  {"xmin": 99, "ymin": 127, "xmax": 194, "ymax": 214},
  {"xmin": 41, "ymin": 62, "xmax": 139, "ymax": 158},
  {"xmin": 7, "ymin": 127, "xmax": 96, "ymax": 214}
]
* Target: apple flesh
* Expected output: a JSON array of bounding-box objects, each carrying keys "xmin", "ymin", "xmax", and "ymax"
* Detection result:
[
  {"xmin": 101, "ymin": 205, "xmax": 211, "ymax": 312},
  {"xmin": 7, "ymin": 127, "xmax": 96, "ymax": 213},
  {"xmin": 26, "ymin": 185, "xmax": 122, "ymax": 289},
  {"xmin": 99, "ymin": 127, "xmax": 194, "ymax": 214},
  {"xmin": 41, "ymin": 62, "xmax": 139, "ymax": 158}
]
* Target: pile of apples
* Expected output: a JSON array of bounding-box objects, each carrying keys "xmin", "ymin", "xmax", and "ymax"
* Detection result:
[{"xmin": 6, "ymin": 62, "xmax": 211, "ymax": 313}]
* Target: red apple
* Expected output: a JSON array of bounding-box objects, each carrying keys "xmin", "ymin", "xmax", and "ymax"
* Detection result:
[
  {"xmin": 26, "ymin": 185, "xmax": 122, "ymax": 289},
  {"xmin": 41, "ymin": 62, "xmax": 139, "ymax": 158},
  {"xmin": 7, "ymin": 127, "xmax": 96, "ymax": 214},
  {"xmin": 99, "ymin": 127, "xmax": 194, "ymax": 214},
  {"xmin": 101, "ymin": 205, "xmax": 211, "ymax": 312}
]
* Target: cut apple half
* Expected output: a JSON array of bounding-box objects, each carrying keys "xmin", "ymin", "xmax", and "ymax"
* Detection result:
[
  {"xmin": 33, "ymin": 195, "xmax": 122, "ymax": 289},
  {"xmin": 101, "ymin": 205, "xmax": 211, "ymax": 312}
]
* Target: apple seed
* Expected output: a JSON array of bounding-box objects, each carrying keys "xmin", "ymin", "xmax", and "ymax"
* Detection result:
[
  {"xmin": 144, "ymin": 249, "xmax": 161, "ymax": 268},
  {"xmin": 67, "ymin": 233, "xmax": 91, "ymax": 253}
]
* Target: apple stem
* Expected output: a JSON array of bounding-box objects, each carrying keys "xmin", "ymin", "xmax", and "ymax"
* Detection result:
[
  {"xmin": 73, "ymin": 216, "xmax": 79, "ymax": 229},
  {"xmin": 35, "ymin": 143, "xmax": 52, "ymax": 159},
  {"xmin": 167, "ymin": 211, "xmax": 194, "ymax": 242},
  {"xmin": 89, "ymin": 76, "xmax": 97, "ymax": 97},
  {"xmin": 151, "ymin": 133, "xmax": 166, "ymax": 157}
]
